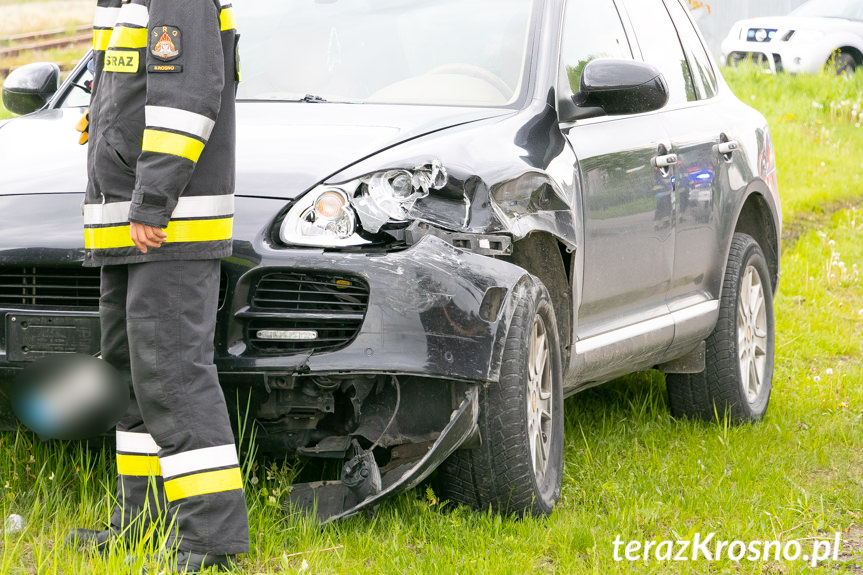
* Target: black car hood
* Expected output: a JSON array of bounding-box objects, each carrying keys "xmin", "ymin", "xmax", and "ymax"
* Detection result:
[{"xmin": 0, "ymin": 103, "xmax": 510, "ymax": 199}]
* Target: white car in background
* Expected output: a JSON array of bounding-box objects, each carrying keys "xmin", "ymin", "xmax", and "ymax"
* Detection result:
[{"xmin": 721, "ymin": 0, "xmax": 863, "ymax": 74}]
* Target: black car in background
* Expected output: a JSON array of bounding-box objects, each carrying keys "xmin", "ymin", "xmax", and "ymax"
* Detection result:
[{"xmin": 0, "ymin": 0, "xmax": 780, "ymax": 521}]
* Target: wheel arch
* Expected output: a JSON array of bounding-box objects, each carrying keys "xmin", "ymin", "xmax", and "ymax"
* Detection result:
[
  {"xmin": 836, "ymin": 46, "xmax": 863, "ymax": 66},
  {"xmin": 731, "ymin": 188, "xmax": 780, "ymax": 294},
  {"xmin": 504, "ymin": 232, "xmax": 574, "ymax": 368}
]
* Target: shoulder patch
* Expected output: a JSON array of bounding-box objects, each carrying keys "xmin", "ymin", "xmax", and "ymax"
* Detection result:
[{"xmin": 151, "ymin": 25, "xmax": 181, "ymax": 61}]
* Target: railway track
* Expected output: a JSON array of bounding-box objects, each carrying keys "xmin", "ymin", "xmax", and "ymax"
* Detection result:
[{"xmin": 1, "ymin": 25, "xmax": 91, "ymax": 76}]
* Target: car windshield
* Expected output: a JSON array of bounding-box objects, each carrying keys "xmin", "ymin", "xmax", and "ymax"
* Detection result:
[
  {"xmin": 791, "ymin": 0, "xmax": 863, "ymax": 20},
  {"xmin": 234, "ymin": 0, "xmax": 537, "ymax": 107}
]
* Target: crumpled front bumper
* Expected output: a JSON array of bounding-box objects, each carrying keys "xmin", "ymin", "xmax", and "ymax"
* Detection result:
[{"xmin": 217, "ymin": 234, "xmax": 534, "ymax": 385}]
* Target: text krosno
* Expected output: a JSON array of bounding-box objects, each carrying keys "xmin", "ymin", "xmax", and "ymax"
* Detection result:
[{"xmin": 613, "ymin": 533, "xmax": 842, "ymax": 567}]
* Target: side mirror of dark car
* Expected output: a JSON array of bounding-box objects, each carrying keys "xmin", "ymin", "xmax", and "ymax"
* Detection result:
[
  {"xmin": 561, "ymin": 59, "xmax": 670, "ymax": 122},
  {"xmin": 1, "ymin": 63, "xmax": 61, "ymax": 116}
]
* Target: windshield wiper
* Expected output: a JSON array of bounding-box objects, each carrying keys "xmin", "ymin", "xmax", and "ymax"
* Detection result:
[{"xmin": 302, "ymin": 94, "xmax": 328, "ymax": 103}]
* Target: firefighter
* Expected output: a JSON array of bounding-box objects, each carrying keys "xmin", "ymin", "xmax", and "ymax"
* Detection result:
[{"xmin": 67, "ymin": 0, "xmax": 248, "ymax": 571}]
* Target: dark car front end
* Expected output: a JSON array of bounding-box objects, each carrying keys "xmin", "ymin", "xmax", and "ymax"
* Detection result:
[{"xmin": 0, "ymin": 0, "xmax": 569, "ymax": 499}]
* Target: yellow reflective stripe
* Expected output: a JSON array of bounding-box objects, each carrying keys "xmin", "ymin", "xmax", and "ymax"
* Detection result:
[
  {"xmin": 109, "ymin": 26, "xmax": 148, "ymax": 49},
  {"xmin": 166, "ymin": 217, "xmax": 233, "ymax": 243},
  {"xmin": 143, "ymin": 130, "xmax": 205, "ymax": 162},
  {"xmin": 93, "ymin": 29, "xmax": 112, "ymax": 51},
  {"xmin": 220, "ymin": 7, "xmax": 236, "ymax": 31},
  {"xmin": 164, "ymin": 468, "xmax": 243, "ymax": 501},
  {"xmin": 84, "ymin": 218, "xmax": 233, "ymax": 249},
  {"xmin": 117, "ymin": 454, "xmax": 162, "ymax": 477}
]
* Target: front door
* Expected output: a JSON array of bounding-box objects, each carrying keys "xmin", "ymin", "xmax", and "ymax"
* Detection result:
[{"xmin": 557, "ymin": 0, "xmax": 676, "ymax": 383}]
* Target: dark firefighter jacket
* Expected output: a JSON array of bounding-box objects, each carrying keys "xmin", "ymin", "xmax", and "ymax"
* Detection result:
[{"xmin": 83, "ymin": 0, "xmax": 238, "ymax": 267}]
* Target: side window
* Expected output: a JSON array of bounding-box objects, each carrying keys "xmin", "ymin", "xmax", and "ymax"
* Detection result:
[
  {"xmin": 59, "ymin": 61, "xmax": 93, "ymax": 109},
  {"xmin": 623, "ymin": 0, "xmax": 697, "ymax": 105},
  {"xmin": 559, "ymin": 0, "xmax": 633, "ymax": 96},
  {"xmin": 664, "ymin": 0, "xmax": 717, "ymax": 99}
]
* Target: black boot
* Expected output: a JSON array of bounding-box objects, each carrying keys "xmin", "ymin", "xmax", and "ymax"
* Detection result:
[
  {"xmin": 141, "ymin": 550, "xmax": 237, "ymax": 574},
  {"xmin": 65, "ymin": 528, "xmax": 118, "ymax": 555}
]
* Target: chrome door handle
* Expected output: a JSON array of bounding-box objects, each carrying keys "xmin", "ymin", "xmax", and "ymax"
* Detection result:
[
  {"xmin": 716, "ymin": 141, "xmax": 740, "ymax": 155},
  {"xmin": 652, "ymin": 154, "xmax": 678, "ymax": 168}
]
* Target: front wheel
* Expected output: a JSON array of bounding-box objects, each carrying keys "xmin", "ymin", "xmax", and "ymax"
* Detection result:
[
  {"xmin": 439, "ymin": 281, "xmax": 564, "ymax": 516},
  {"xmin": 667, "ymin": 233, "xmax": 775, "ymax": 423},
  {"xmin": 831, "ymin": 52, "xmax": 857, "ymax": 76}
]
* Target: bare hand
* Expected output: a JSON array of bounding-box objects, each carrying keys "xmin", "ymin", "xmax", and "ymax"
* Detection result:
[{"xmin": 130, "ymin": 222, "xmax": 168, "ymax": 254}]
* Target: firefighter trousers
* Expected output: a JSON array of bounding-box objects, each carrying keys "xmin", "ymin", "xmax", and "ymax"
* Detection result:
[{"xmin": 100, "ymin": 259, "xmax": 249, "ymax": 555}]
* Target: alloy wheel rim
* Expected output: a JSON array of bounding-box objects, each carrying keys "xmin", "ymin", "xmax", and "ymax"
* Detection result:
[
  {"xmin": 527, "ymin": 314, "xmax": 553, "ymax": 482},
  {"xmin": 737, "ymin": 265, "xmax": 768, "ymax": 404}
]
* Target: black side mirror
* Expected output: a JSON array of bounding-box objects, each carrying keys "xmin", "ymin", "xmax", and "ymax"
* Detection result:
[
  {"xmin": 563, "ymin": 59, "xmax": 669, "ymax": 122},
  {"xmin": 1, "ymin": 63, "xmax": 61, "ymax": 116}
]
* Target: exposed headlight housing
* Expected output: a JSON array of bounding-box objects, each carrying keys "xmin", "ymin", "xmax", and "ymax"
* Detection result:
[
  {"xmin": 353, "ymin": 161, "xmax": 448, "ymax": 233},
  {"xmin": 279, "ymin": 160, "xmax": 449, "ymax": 247}
]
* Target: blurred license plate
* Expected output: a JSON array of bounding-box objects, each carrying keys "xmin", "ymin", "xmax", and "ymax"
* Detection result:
[{"xmin": 6, "ymin": 313, "xmax": 100, "ymax": 362}]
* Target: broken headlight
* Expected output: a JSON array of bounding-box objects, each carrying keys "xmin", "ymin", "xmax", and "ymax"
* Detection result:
[
  {"xmin": 352, "ymin": 161, "xmax": 448, "ymax": 233},
  {"xmin": 280, "ymin": 161, "xmax": 448, "ymax": 247}
]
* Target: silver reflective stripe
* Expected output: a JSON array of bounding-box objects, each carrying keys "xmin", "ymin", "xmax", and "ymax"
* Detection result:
[
  {"xmin": 171, "ymin": 195, "xmax": 234, "ymax": 219},
  {"xmin": 93, "ymin": 6, "xmax": 121, "ymax": 28},
  {"xmin": 145, "ymin": 106, "xmax": 216, "ymax": 141},
  {"xmin": 219, "ymin": 0, "xmax": 232, "ymax": 6},
  {"xmin": 159, "ymin": 444, "xmax": 239, "ymax": 479},
  {"xmin": 116, "ymin": 3, "xmax": 149, "ymax": 28},
  {"xmin": 84, "ymin": 202, "xmax": 131, "ymax": 226},
  {"xmin": 84, "ymin": 195, "xmax": 234, "ymax": 226},
  {"xmin": 116, "ymin": 430, "xmax": 161, "ymax": 454}
]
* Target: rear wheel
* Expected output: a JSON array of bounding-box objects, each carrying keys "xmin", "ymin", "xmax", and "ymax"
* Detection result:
[
  {"xmin": 666, "ymin": 233, "xmax": 774, "ymax": 423},
  {"xmin": 439, "ymin": 281, "xmax": 563, "ymax": 516}
]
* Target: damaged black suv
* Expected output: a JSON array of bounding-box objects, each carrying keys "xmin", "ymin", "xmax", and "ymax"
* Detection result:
[{"xmin": 0, "ymin": 0, "xmax": 780, "ymax": 521}]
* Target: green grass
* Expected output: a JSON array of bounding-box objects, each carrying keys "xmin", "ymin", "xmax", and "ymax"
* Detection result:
[
  {"xmin": 722, "ymin": 66, "xmax": 863, "ymax": 220},
  {"xmin": 2, "ymin": 68, "xmax": 863, "ymax": 574}
]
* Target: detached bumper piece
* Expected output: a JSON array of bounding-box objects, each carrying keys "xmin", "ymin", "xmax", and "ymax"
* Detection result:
[{"xmin": 286, "ymin": 386, "xmax": 479, "ymax": 523}]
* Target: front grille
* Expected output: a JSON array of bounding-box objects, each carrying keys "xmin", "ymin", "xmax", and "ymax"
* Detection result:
[
  {"xmin": 245, "ymin": 272, "xmax": 369, "ymax": 354},
  {"xmin": 0, "ymin": 265, "xmax": 229, "ymax": 311},
  {"xmin": 728, "ymin": 52, "xmax": 783, "ymax": 72},
  {"xmin": 0, "ymin": 266, "xmax": 101, "ymax": 309}
]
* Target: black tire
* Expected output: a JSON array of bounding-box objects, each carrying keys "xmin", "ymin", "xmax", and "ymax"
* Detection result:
[
  {"xmin": 666, "ymin": 233, "xmax": 774, "ymax": 423},
  {"xmin": 831, "ymin": 53, "xmax": 857, "ymax": 76},
  {"xmin": 439, "ymin": 280, "xmax": 564, "ymax": 516}
]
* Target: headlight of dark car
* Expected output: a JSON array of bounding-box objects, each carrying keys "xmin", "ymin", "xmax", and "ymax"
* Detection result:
[{"xmin": 280, "ymin": 160, "xmax": 448, "ymax": 247}]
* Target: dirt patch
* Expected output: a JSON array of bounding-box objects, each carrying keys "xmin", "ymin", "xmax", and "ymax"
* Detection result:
[
  {"xmin": 0, "ymin": 1, "xmax": 93, "ymax": 38},
  {"xmin": 820, "ymin": 525, "xmax": 863, "ymax": 573},
  {"xmin": 782, "ymin": 200, "xmax": 863, "ymax": 249}
]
